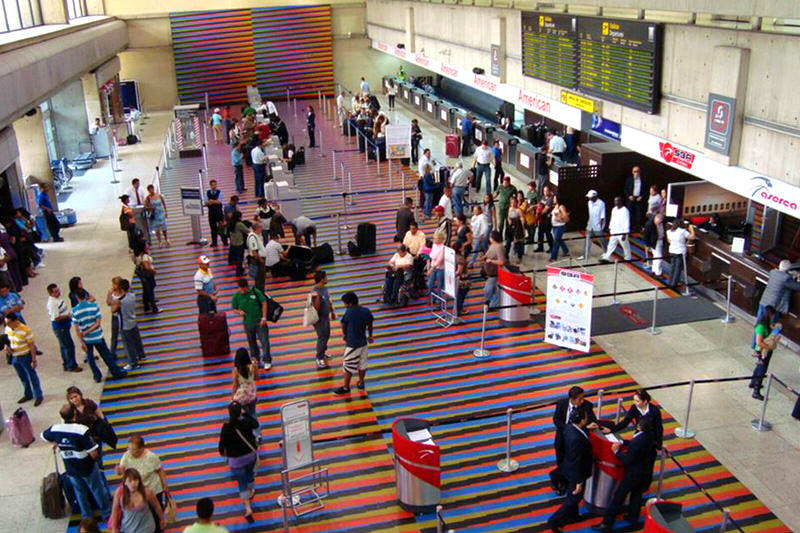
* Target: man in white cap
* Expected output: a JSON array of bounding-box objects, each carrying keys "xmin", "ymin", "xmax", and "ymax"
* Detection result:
[
  {"xmin": 584, "ymin": 190, "xmax": 606, "ymax": 259},
  {"xmin": 194, "ymin": 256, "xmax": 217, "ymax": 314}
]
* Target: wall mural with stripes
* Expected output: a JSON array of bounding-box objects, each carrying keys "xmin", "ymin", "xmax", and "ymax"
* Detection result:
[{"xmin": 170, "ymin": 6, "xmax": 334, "ymax": 105}]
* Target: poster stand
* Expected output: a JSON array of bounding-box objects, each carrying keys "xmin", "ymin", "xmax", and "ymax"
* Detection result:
[{"xmin": 431, "ymin": 246, "xmax": 458, "ymax": 327}]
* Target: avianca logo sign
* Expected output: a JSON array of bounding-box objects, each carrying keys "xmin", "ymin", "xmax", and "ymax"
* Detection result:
[
  {"xmin": 659, "ymin": 142, "xmax": 695, "ymax": 169},
  {"xmin": 750, "ymin": 177, "xmax": 798, "ymax": 211}
]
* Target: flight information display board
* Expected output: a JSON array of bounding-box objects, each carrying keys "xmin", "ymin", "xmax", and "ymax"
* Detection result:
[
  {"xmin": 521, "ymin": 12, "xmax": 662, "ymax": 114},
  {"xmin": 521, "ymin": 12, "xmax": 578, "ymax": 89}
]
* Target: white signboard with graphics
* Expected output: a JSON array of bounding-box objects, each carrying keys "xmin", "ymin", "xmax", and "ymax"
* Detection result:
[
  {"xmin": 444, "ymin": 246, "xmax": 456, "ymax": 298},
  {"xmin": 180, "ymin": 187, "xmax": 203, "ymax": 216},
  {"xmin": 440, "ymin": 109, "xmax": 448, "ymax": 121},
  {"xmin": 545, "ymin": 267, "xmax": 594, "ymax": 353},
  {"xmin": 385, "ymin": 123, "xmax": 412, "ymax": 159},
  {"xmin": 280, "ymin": 400, "xmax": 313, "ymax": 470}
]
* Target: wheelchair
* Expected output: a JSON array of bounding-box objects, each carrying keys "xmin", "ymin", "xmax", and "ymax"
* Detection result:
[{"xmin": 381, "ymin": 256, "xmax": 428, "ymax": 307}]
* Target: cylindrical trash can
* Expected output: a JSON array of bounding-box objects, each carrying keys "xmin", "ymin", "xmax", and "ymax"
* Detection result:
[
  {"xmin": 391, "ymin": 418, "xmax": 441, "ymax": 513},
  {"xmin": 584, "ymin": 429, "xmax": 625, "ymax": 512},
  {"xmin": 498, "ymin": 266, "xmax": 531, "ymax": 326}
]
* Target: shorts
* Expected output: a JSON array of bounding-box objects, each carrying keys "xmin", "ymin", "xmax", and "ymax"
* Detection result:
[{"xmin": 342, "ymin": 345, "xmax": 368, "ymax": 375}]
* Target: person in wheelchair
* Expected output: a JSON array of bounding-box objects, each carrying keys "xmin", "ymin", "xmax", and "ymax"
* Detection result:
[{"xmin": 383, "ymin": 245, "xmax": 414, "ymax": 304}]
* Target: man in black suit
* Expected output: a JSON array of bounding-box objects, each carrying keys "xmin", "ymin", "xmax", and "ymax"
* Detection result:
[
  {"xmin": 550, "ymin": 386, "xmax": 598, "ymax": 494},
  {"xmin": 624, "ymin": 166, "xmax": 647, "ymax": 231},
  {"xmin": 547, "ymin": 409, "xmax": 595, "ymax": 533},
  {"xmin": 395, "ymin": 197, "xmax": 416, "ymax": 242},
  {"xmin": 593, "ymin": 419, "xmax": 655, "ymax": 531}
]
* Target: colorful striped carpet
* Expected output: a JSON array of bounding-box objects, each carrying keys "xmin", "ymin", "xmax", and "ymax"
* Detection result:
[{"xmin": 76, "ymin": 102, "xmax": 787, "ymax": 533}]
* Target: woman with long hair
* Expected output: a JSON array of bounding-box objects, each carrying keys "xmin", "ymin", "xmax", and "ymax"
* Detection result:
[
  {"xmin": 218, "ymin": 401, "xmax": 259, "ymax": 523},
  {"xmin": 133, "ymin": 243, "xmax": 158, "ymax": 314},
  {"xmin": 64, "ymin": 386, "xmax": 109, "ymax": 465},
  {"xmin": 110, "ymin": 468, "xmax": 164, "ymax": 533},
  {"xmin": 144, "ymin": 184, "xmax": 169, "ymax": 247},
  {"xmin": 232, "ymin": 348, "xmax": 259, "ymax": 418},
  {"xmin": 549, "ymin": 194, "xmax": 570, "ymax": 261}
]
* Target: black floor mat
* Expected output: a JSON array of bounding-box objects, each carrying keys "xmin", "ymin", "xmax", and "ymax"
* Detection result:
[{"xmin": 589, "ymin": 295, "xmax": 724, "ymax": 335}]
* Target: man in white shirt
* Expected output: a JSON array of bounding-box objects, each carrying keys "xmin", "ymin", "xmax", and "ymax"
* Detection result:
[
  {"xmin": 125, "ymin": 178, "xmax": 147, "ymax": 206},
  {"xmin": 247, "ymin": 221, "xmax": 268, "ymax": 291},
  {"xmin": 359, "ymin": 77, "xmax": 370, "ymax": 95},
  {"xmin": 666, "ymin": 220, "xmax": 696, "ymax": 288},
  {"xmin": 290, "ymin": 215, "xmax": 316, "ymax": 247},
  {"xmin": 336, "ymin": 91, "xmax": 346, "ymax": 116},
  {"xmin": 600, "ymin": 196, "xmax": 631, "ymax": 261},
  {"xmin": 547, "ymin": 131, "xmax": 567, "ymax": 159},
  {"xmin": 584, "ymin": 190, "xmax": 607, "ymax": 259},
  {"xmin": 470, "ymin": 205, "xmax": 490, "ymax": 263},
  {"xmin": 472, "ymin": 140, "xmax": 493, "ymax": 194},
  {"xmin": 46, "ymin": 283, "xmax": 81, "ymax": 372},
  {"xmin": 417, "ymin": 148, "xmax": 432, "ymax": 177},
  {"xmin": 251, "ymin": 141, "xmax": 267, "ymax": 197},
  {"xmin": 437, "ymin": 187, "xmax": 453, "ymax": 220},
  {"xmin": 449, "ymin": 161, "xmax": 471, "ymax": 217}
]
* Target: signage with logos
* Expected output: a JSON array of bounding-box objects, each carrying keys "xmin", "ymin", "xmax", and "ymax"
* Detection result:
[
  {"xmin": 590, "ymin": 114, "xmax": 621, "ymax": 140},
  {"xmin": 180, "ymin": 187, "xmax": 203, "ymax": 216},
  {"xmin": 280, "ymin": 400, "xmax": 313, "ymax": 469},
  {"xmin": 704, "ymin": 93, "xmax": 736, "ymax": 155},
  {"xmin": 444, "ymin": 246, "xmax": 456, "ymax": 298},
  {"xmin": 561, "ymin": 90, "xmax": 597, "ymax": 113},
  {"xmin": 385, "ymin": 123, "xmax": 411, "ymax": 159},
  {"xmin": 490, "ymin": 44, "xmax": 502, "ymax": 77},
  {"xmin": 545, "ymin": 267, "xmax": 594, "ymax": 353}
]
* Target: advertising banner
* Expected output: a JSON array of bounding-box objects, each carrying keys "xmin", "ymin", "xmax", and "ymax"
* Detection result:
[
  {"xmin": 385, "ymin": 123, "xmax": 412, "ymax": 159},
  {"xmin": 443, "ymin": 246, "xmax": 456, "ymax": 298},
  {"xmin": 545, "ymin": 267, "xmax": 594, "ymax": 352}
]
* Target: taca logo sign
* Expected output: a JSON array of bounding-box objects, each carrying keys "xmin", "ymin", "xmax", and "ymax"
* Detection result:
[
  {"xmin": 659, "ymin": 142, "xmax": 695, "ymax": 169},
  {"xmin": 750, "ymin": 177, "xmax": 798, "ymax": 211}
]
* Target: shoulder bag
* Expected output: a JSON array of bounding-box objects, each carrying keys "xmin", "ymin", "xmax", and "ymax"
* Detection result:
[
  {"xmin": 234, "ymin": 427, "xmax": 260, "ymax": 469},
  {"xmin": 303, "ymin": 292, "xmax": 319, "ymax": 327}
]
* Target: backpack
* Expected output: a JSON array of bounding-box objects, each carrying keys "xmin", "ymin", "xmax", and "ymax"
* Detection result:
[{"xmin": 119, "ymin": 209, "xmax": 131, "ymax": 231}]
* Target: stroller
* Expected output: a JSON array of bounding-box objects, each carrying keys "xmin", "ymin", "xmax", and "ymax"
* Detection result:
[{"xmin": 381, "ymin": 256, "xmax": 428, "ymax": 307}]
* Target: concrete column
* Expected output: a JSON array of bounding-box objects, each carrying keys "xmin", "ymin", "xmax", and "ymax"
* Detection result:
[
  {"xmin": 12, "ymin": 113, "xmax": 52, "ymax": 186},
  {"xmin": 50, "ymin": 80, "xmax": 91, "ymax": 161},
  {"xmin": 81, "ymin": 73, "xmax": 102, "ymax": 127},
  {"xmin": 491, "ymin": 17, "xmax": 507, "ymax": 83},
  {"xmin": 405, "ymin": 7, "xmax": 415, "ymax": 53},
  {"xmin": 707, "ymin": 46, "xmax": 750, "ymax": 166},
  {"xmin": 40, "ymin": 0, "xmax": 68, "ymax": 24}
]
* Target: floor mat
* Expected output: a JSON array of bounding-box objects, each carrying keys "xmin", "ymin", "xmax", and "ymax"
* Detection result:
[{"xmin": 589, "ymin": 295, "xmax": 724, "ymax": 335}]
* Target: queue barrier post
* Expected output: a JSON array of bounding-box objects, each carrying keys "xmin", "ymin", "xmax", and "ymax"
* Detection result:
[
  {"xmin": 332, "ymin": 151, "xmax": 337, "ymax": 181},
  {"xmin": 293, "ymin": 97, "xmax": 297, "ymax": 118},
  {"xmin": 335, "ymin": 213, "xmax": 345, "ymax": 255},
  {"xmin": 364, "ymin": 132, "xmax": 369, "ymax": 165},
  {"xmin": 682, "ymin": 252, "xmax": 692, "ymax": 296},
  {"xmin": 347, "ymin": 171, "xmax": 354, "ymax": 205},
  {"xmin": 583, "ymin": 233, "xmax": 591, "ymax": 265},
  {"xmin": 721, "ymin": 275, "xmax": 736, "ymax": 323},
  {"xmin": 655, "ymin": 447, "xmax": 667, "ymax": 499},
  {"xmin": 318, "ymin": 128, "xmax": 324, "ymax": 158},
  {"xmin": 162, "ymin": 144, "xmax": 169, "ymax": 170},
  {"xmin": 496, "ymin": 408, "xmax": 519, "ymax": 473},
  {"xmin": 750, "ymin": 373, "xmax": 773, "ymax": 431},
  {"xmin": 718, "ymin": 509, "xmax": 731, "ymax": 533},
  {"xmin": 202, "ymin": 143, "xmax": 208, "ymax": 173},
  {"xmin": 376, "ymin": 143, "xmax": 381, "ymax": 180},
  {"xmin": 596, "ymin": 389, "xmax": 604, "ymax": 418},
  {"xmin": 648, "ymin": 285, "xmax": 662, "ymax": 335},
  {"xmin": 473, "ymin": 305, "xmax": 491, "ymax": 358},
  {"xmin": 614, "ymin": 397, "xmax": 623, "ymax": 424},
  {"xmin": 436, "ymin": 505, "xmax": 443, "ymax": 533},
  {"xmin": 611, "ymin": 259, "xmax": 620, "ymax": 305},
  {"xmin": 674, "ymin": 379, "xmax": 697, "ymax": 439}
]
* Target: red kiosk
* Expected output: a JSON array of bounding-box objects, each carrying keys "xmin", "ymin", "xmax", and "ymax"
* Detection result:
[
  {"xmin": 391, "ymin": 418, "xmax": 441, "ymax": 513},
  {"xmin": 584, "ymin": 429, "xmax": 626, "ymax": 512}
]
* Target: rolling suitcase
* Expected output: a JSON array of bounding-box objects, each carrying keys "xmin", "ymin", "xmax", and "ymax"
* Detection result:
[
  {"xmin": 41, "ymin": 450, "xmax": 66, "ymax": 519},
  {"xmin": 197, "ymin": 312, "xmax": 230, "ymax": 357},
  {"xmin": 445, "ymin": 134, "xmax": 459, "ymax": 158},
  {"xmin": 6, "ymin": 407, "xmax": 35, "ymax": 447},
  {"xmin": 312, "ymin": 243, "xmax": 335, "ymax": 265},
  {"xmin": 356, "ymin": 222, "xmax": 376, "ymax": 255},
  {"xmin": 286, "ymin": 245, "xmax": 315, "ymax": 280}
]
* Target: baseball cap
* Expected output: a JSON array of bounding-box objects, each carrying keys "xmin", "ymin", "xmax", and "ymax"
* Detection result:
[
  {"xmin": 586, "ymin": 190, "xmax": 598, "ymax": 198},
  {"xmin": 198, "ymin": 255, "xmax": 211, "ymax": 265}
]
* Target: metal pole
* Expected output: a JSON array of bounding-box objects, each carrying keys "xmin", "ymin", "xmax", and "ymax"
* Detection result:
[
  {"xmin": 751, "ymin": 374, "xmax": 774, "ymax": 431},
  {"xmin": 611, "ymin": 259, "xmax": 620, "ymax": 305},
  {"xmin": 336, "ymin": 213, "xmax": 345, "ymax": 255},
  {"xmin": 496, "ymin": 408, "xmax": 519, "ymax": 472},
  {"xmin": 332, "ymin": 151, "xmax": 337, "ymax": 180},
  {"xmin": 318, "ymin": 128, "xmax": 324, "ymax": 158},
  {"xmin": 340, "ymin": 162, "xmax": 345, "ymax": 184},
  {"xmin": 162, "ymin": 144, "xmax": 169, "ymax": 170},
  {"xmin": 648, "ymin": 285, "xmax": 662, "ymax": 335},
  {"xmin": 614, "ymin": 397, "xmax": 623, "ymax": 424},
  {"xmin": 674, "ymin": 379, "xmax": 697, "ymax": 438},
  {"xmin": 202, "ymin": 144, "xmax": 208, "ymax": 173},
  {"xmin": 347, "ymin": 171, "xmax": 354, "ymax": 205},
  {"xmin": 721, "ymin": 275, "xmax": 736, "ymax": 323},
  {"xmin": 596, "ymin": 389, "xmax": 604, "ymax": 418},
  {"xmin": 293, "ymin": 98, "xmax": 297, "ymax": 118},
  {"xmin": 436, "ymin": 505, "xmax": 443, "ymax": 533},
  {"xmin": 719, "ymin": 509, "xmax": 731, "ymax": 533},
  {"xmin": 682, "ymin": 252, "xmax": 691, "ymax": 296},
  {"xmin": 474, "ymin": 305, "xmax": 491, "ymax": 358},
  {"xmin": 389, "ymin": 157, "xmax": 393, "ymax": 189},
  {"xmin": 655, "ymin": 448, "xmax": 667, "ymax": 498},
  {"xmin": 376, "ymin": 142, "xmax": 381, "ymax": 180},
  {"xmin": 364, "ymin": 132, "xmax": 369, "ymax": 165},
  {"xmin": 584, "ymin": 233, "xmax": 591, "ymax": 265}
]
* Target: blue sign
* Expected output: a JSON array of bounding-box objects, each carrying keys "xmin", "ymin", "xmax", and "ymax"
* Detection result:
[{"xmin": 591, "ymin": 114, "xmax": 621, "ymax": 141}]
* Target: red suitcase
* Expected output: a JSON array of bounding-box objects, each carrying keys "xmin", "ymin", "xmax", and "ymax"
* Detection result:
[
  {"xmin": 6, "ymin": 407, "xmax": 35, "ymax": 447},
  {"xmin": 198, "ymin": 312, "xmax": 230, "ymax": 357},
  {"xmin": 445, "ymin": 134, "xmax": 459, "ymax": 158}
]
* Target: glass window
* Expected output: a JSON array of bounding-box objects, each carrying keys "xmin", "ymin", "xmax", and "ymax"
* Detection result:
[
  {"xmin": 0, "ymin": 0, "xmax": 43, "ymax": 33},
  {"xmin": 67, "ymin": 0, "xmax": 86, "ymax": 20}
]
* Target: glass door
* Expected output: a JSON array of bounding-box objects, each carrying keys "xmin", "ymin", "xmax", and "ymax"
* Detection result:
[{"xmin": 39, "ymin": 100, "xmax": 58, "ymax": 162}]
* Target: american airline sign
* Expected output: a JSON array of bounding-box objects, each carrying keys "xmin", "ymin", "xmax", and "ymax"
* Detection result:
[{"xmin": 371, "ymin": 39, "xmax": 581, "ymax": 129}]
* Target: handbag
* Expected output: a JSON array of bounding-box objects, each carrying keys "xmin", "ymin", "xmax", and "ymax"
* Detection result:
[
  {"xmin": 303, "ymin": 293, "xmax": 319, "ymax": 327},
  {"xmin": 94, "ymin": 416, "xmax": 118, "ymax": 449},
  {"xmin": 164, "ymin": 494, "xmax": 177, "ymax": 523},
  {"xmin": 265, "ymin": 293, "xmax": 284, "ymax": 323},
  {"xmin": 234, "ymin": 427, "xmax": 260, "ymax": 470}
]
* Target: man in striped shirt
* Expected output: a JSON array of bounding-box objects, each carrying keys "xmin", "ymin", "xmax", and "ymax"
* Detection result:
[
  {"xmin": 72, "ymin": 289, "xmax": 127, "ymax": 382},
  {"xmin": 5, "ymin": 312, "xmax": 43, "ymax": 406}
]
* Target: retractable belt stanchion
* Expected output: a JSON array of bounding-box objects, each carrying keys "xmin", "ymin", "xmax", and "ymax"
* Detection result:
[
  {"xmin": 719, "ymin": 509, "xmax": 731, "ymax": 532},
  {"xmin": 674, "ymin": 379, "xmax": 697, "ymax": 438},
  {"xmin": 648, "ymin": 285, "xmax": 662, "ymax": 335},
  {"xmin": 335, "ymin": 213, "xmax": 345, "ymax": 255},
  {"xmin": 655, "ymin": 448, "xmax": 667, "ymax": 498},
  {"xmin": 473, "ymin": 305, "xmax": 491, "ymax": 358},
  {"xmin": 614, "ymin": 398, "xmax": 623, "ymax": 424},
  {"xmin": 332, "ymin": 151, "xmax": 336, "ymax": 180},
  {"xmin": 721, "ymin": 274, "xmax": 736, "ymax": 323},
  {"xmin": 596, "ymin": 389, "xmax": 604, "ymax": 418},
  {"xmin": 611, "ymin": 260, "xmax": 620, "ymax": 305},
  {"xmin": 293, "ymin": 97, "xmax": 297, "ymax": 118},
  {"xmin": 682, "ymin": 252, "xmax": 692, "ymax": 296},
  {"xmin": 751, "ymin": 374, "xmax": 773, "ymax": 431},
  {"xmin": 202, "ymin": 144, "xmax": 208, "ymax": 173},
  {"xmin": 496, "ymin": 408, "xmax": 519, "ymax": 472},
  {"xmin": 318, "ymin": 128, "xmax": 324, "ymax": 158}
]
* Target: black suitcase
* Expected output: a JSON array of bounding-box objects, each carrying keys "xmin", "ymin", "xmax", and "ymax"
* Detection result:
[
  {"xmin": 348, "ymin": 241, "xmax": 361, "ymax": 257},
  {"xmin": 313, "ymin": 243, "xmax": 335, "ymax": 265},
  {"xmin": 295, "ymin": 147, "xmax": 306, "ymax": 165},
  {"xmin": 519, "ymin": 124, "xmax": 535, "ymax": 144},
  {"xmin": 286, "ymin": 245, "xmax": 314, "ymax": 280},
  {"xmin": 356, "ymin": 222, "xmax": 376, "ymax": 255}
]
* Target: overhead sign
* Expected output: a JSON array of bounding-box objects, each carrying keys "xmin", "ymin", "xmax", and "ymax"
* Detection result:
[
  {"xmin": 561, "ymin": 90, "xmax": 597, "ymax": 113},
  {"xmin": 444, "ymin": 246, "xmax": 456, "ymax": 299},
  {"xmin": 385, "ymin": 123, "xmax": 411, "ymax": 159},
  {"xmin": 180, "ymin": 187, "xmax": 203, "ymax": 216},
  {"xmin": 545, "ymin": 267, "xmax": 594, "ymax": 353},
  {"xmin": 280, "ymin": 400, "xmax": 313, "ymax": 470},
  {"xmin": 590, "ymin": 114, "xmax": 621, "ymax": 141},
  {"xmin": 704, "ymin": 93, "xmax": 736, "ymax": 155},
  {"xmin": 490, "ymin": 44, "xmax": 502, "ymax": 77}
]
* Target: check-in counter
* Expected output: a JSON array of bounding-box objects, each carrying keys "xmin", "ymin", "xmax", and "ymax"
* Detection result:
[
  {"xmin": 437, "ymin": 101, "xmax": 458, "ymax": 131},
  {"xmin": 422, "ymin": 95, "xmax": 441, "ymax": 123},
  {"xmin": 410, "ymin": 88, "xmax": 426, "ymax": 112},
  {"xmin": 400, "ymin": 83, "xmax": 413, "ymax": 105},
  {"xmin": 452, "ymin": 107, "xmax": 470, "ymax": 138},
  {"xmin": 473, "ymin": 122, "xmax": 495, "ymax": 147},
  {"xmin": 515, "ymin": 140, "xmax": 538, "ymax": 180},
  {"xmin": 493, "ymin": 129, "xmax": 519, "ymax": 166}
]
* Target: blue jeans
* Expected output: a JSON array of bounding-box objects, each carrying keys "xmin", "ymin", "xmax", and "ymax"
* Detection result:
[
  {"xmin": 452, "ymin": 186, "xmax": 466, "ymax": 217},
  {"xmin": 53, "ymin": 326, "xmax": 78, "ymax": 370},
  {"xmin": 428, "ymin": 268, "xmax": 444, "ymax": 295},
  {"xmin": 474, "ymin": 163, "xmax": 491, "ymax": 194},
  {"xmin": 483, "ymin": 276, "xmax": 500, "ymax": 308},
  {"xmin": 668, "ymin": 253, "xmax": 685, "ymax": 287},
  {"xmin": 424, "ymin": 192, "xmax": 434, "ymax": 217},
  {"xmin": 85, "ymin": 339, "xmax": 126, "ymax": 380},
  {"xmin": 550, "ymin": 225, "xmax": 569, "ymax": 260},
  {"xmin": 234, "ymin": 165, "xmax": 244, "ymax": 192},
  {"xmin": 456, "ymin": 285, "xmax": 469, "ymax": 314},
  {"xmin": 244, "ymin": 321, "xmax": 271, "ymax": 364},
  {"xmin": 253, "ymin": 164, "xmax": 266, "ymax": 197},
  {"xmin": 230, "ymin": 456, "xmax": 256, "ymax": 499},
  {"xmin": 121, "ymin": 326, "xmax": 146, "ymax": 368},
  {"xmin": 751, "ymin": 304, "xmax": 781, "ymax": 347},
  {"xmin": 12, "ymin": 354, "xmax": 42, "ymax": 400},
  {"xmin": 67, "ymin": 462, "xmax": 111, "ymax": 520}
]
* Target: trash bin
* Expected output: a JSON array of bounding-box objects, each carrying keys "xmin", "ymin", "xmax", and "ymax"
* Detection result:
[
  {"xmin": 644, "ymin": 500, "xmax": 695, "ymax": 533},
  {"xmin": 584, "ymin": 429, "xmax": 626, "ymax": 512},
  {"xmin": 498, "ymin": 266, "xmax": 531, "ymax": 326},
  {"xmin": 391, "ymin": 418, "xmax": 441, "ymax": 513}
]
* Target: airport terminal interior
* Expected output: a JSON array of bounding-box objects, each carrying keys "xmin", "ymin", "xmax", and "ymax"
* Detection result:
[{"xmin": 1, "ymin": 1, "xmax": 800, "ymax": 532}]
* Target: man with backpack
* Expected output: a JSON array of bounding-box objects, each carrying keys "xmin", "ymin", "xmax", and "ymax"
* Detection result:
[{"xmin": 231, "ymin": 278, "xmax": 271, "ymax": 370}]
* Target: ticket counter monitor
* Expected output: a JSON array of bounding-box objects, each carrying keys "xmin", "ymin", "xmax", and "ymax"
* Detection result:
[
  {"xmin": 391, "ymin": 418, "xmax": 441, "ymax": 513},
  {"xmin": 584, "ymin": 429, "xmax": 626, "ymax": 512},
  {"xmin": 400, "ymin": 83, "xmax": 413, "ymax": 105}
]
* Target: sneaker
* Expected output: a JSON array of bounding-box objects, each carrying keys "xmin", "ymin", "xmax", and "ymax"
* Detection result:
[
  {"xmin": 34, "ymin": 398, "xmax": 43, "ymax": 407},
  {"xmin": 262, "ymin": 363, "xmax": 272, "ymax": 370},
  {"xmin": 333, "ymin": 386, "xmax": 351, "ymax": 395},
  {"xmin": 69, "ymin": 366, "xmax": 84, "ymax": 373},
  {"xmin": 356, "ymin": 381, "xmax": 365, "ymax": 390},
  {"xmin": 123, "ymin": 364, "xmax": 135, "ymax": 371},
  {"xmin": 316, "ymin": 359, "xmax": 328, "ymax": 368},
  {"xmin": 17, "ymin": 395, "xmax": 32, "ymax": 404}
]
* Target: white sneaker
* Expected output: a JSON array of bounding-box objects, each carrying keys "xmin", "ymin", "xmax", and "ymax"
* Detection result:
[
  {"xmin": 123, "ymin": 364, "xmax": 134, "ymax": 371},
  {"xmin": 262, "ymin": 363, "xmax": 272, "ymax": 370}
]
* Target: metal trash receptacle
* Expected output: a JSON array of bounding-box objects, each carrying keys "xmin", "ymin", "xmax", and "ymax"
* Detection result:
[
  {"xmin": 498, "ymin": 266, "xmax": 531, "ymax": 326},
  {"xmin": 392, "ymin": 418, "xmax": 441, "ymax": 513},
  {"xmin": 644, "ymin": 500, "xmax": 695, "ymax": 533},
  {"xmin": 584, "ymin": 429, "xmax": 626, "ymax": 512}
]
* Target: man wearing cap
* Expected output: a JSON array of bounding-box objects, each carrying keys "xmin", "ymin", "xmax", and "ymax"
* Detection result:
[
  {"xmin": 211, "ymin": 107, "xmax": 223, "ymax": 143},
  {"xmin": 194, "ymin": 256, "xmax": 217, "ymax": 314},
  {"xmin": 585, "ymin": 190, "xmax": 606, "ymax": 259}
]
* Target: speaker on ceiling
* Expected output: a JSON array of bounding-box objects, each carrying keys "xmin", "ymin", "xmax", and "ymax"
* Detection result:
[{"xmin": 472, "ymin": 67, "xmax": 485, "ymax": 75}]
